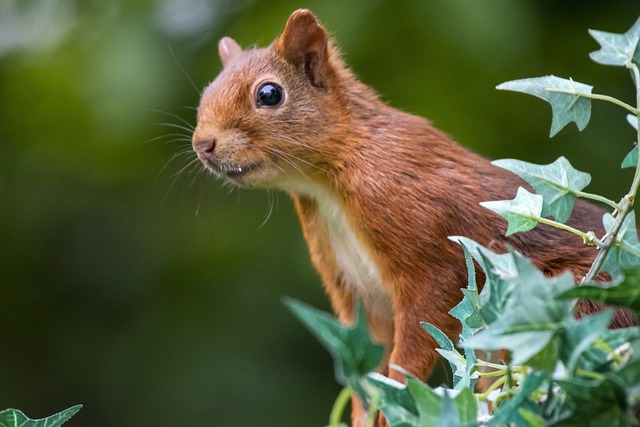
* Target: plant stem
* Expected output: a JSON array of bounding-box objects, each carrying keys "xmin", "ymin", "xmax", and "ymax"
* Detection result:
[
  {"xmin": 535, "ymin": 217, "xmax": 602, "ymax": 247},
  {"xmin": 329, "ymin": 386, "xmax": 352, "ymax": 427},
  {"xmin": 476, "ymin": 360, "xmax": 508, "ymax": 371},
  {"xmin": 365, "ymin": 392, "xmax": 379, "ymax": 427},
  {"xmin": 477, "ymin": 375, "xmax": 508, "ymax": 401},
  {"xmin": 593, "ymin": 339, "xmax": 624, "ymax": 364},
  {"xmin": 477, "ymin": 369, "xmax": 508, "ymax": 378},
  {"xmin": 582, "ymin": 62, "xmax": 640, "ymax": 283},
  {"xmin": 575, "ymin": 369, "xmax": 606, "ymax": 381},
  {"xmin": 573, "ymin": 190, "xmax": 622, "ymax": 211}
]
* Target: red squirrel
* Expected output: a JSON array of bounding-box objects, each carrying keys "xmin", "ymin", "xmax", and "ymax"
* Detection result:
[{"xmin": 192, "ymin": 9, "xmax": 635, "ymax": 425}]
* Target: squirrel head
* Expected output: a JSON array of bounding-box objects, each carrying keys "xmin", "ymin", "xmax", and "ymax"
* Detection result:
[{"xmin": 192, "ymin": 9, "xmax": 352, "ymax": 190}]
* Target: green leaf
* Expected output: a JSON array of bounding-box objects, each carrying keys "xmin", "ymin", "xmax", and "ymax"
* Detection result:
[
  {"xmin": 628, "ymin": 113, "xmax": 639, "ymax": 130},
  {"xmin": 407, "ymin": 378, "xmax": 442, "ymax": 427},
  {"xmin": 453, "ymin": 388, "xmax": 478, "ymax": 426},
  {"xmin": 589, "ymin": 17, "xmax": 640, "ymax": 67},
  {"xmin": 492, "ymin": 156, "xmax": 591, "ymax": 223},
  {"xmin": 0, "ymin": 406, "xmax": 82, "ymax": 427},
  {"xmin": 421, "ymin": 323, "xmax": 457, "ymax": 371},
  {"xmin": 615, "ymin": 352, "xmax": 640, "ymax": 386},
  {"xmin": 497, "ymin": 75, "xmax": 593, "ymax": 137},
  {"xmin": 448, "ymin": 237, "xmax": 518, "ymax": 279},
  {"xmin": 601, "ymin": 213, "xmax": 640, "ymax": 277},
  {"xmin": 462, "ymin": 256, "xmax": 574, "ymax": 366},
  {"xmin": 560, "ymin": 310, "xmax": 613, "ymax": 373},
  {"xmin": 366, "ymin": 374, "xmax": 419, "ymax": 427},
  {"xmin": 435, "ymin": 390, "xmax": 462, "ymax": 427},
  {"xmin": 555, "ymin": 377, "xmax": 628, "ymax": 426},
  {"xmin": 526, "ymin": 338, "xmax": 559, "ymax": 372},
  {"xmin": 480, "ymin": 187, "xmax": 543, "ymax": 236},
  {"xmin": 559, "ymin": 269, "xmax": 640, "ymax": 316},
  {"xmin": 449, "ymin": 242, "xmax": 484, "ymax": 334},
  {"xmin": 448, "ymin": 237, "xmax": 519, "ymax": 325},
  {"xmin": 476, "ymin": 250, "xmax": 520, "ymax": 326},
  {"xmin": 421, "ymin": 323, "xmax": 477, "ymax": 391},
  {"xmin": 621, "ymin": 146, "xmax": 637, "ymax": 169},
  {"xmin": 579, "ymin": 328, "xmax": 640, "ymax": 373},
  {"xmin": 283, "ymin": 298, "xmax": 384, "ymax": 400}
]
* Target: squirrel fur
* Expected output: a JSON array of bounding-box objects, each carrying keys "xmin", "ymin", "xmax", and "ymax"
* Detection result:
[{"xmin": 192, "ymin": 9, "xmax": 636, "ymax": 426}]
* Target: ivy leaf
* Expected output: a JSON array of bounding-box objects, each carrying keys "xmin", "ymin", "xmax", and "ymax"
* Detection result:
[
  {"xmin": 366, "ymin": 374, "xmax": 419, "ymax": 427},
  {"xmin": 449, "ymin": 242, "xmax": 484, "ymax": 335},
  {"xmin": 560, "ymin": 310, "xmax": 613, "ymax": 373},
  {"xmin": 555, "ymin": 377, "xmax": 628, "ymax": 426},
  {"xmin": 453, "ymin": 388, "xmax": 479, "ymax": 426},
  {"xmin": 589, "ymin": 17, "xmax": 640, "ymax": 67},
  {"xmin": 435, "ymin": 390, "xmax": 463, "ymax": 427},
  {"xmin": 283, "ymin": 298, "xmax": 384, "ymax": 400},
  {"xmin": 407, "ymin": 378, "xmax": 442, "ymax": 427},
  {"xmin": 421, "ymin": 323, "xmax": 477, "ymax": 391},
  {"xmin": 475, "ymin": 249, "xmax": 521, "ymax": 327},
  {"xmin": 448, "ymin": 237, "xmax": 518, "ymax": 279},
  {"xmin": 492, "ymin": 156, "xmax": 591, "ymax": 223},
  {"xmin": 622, "ymin": 115, "xmax": 639, "ymax": 169},
  {"xmin": 0, "ymin": 406, "xmax": 82, "ymax": 427},
  {"xmin": 580, "ymin": 327, "xmax": 640, "ymax": 372},
  {"xmin": 559, "ymin": 268, "xmax": 640, "ymax": 317},
  {"xmin": 481, "ymin": 187, "xmax": 543, "ymax": 236},
  {"xmin": 615, "ymin": 350, "xmax": 640, "ymax": 386},
  {"xmin": 526, "ymin": 338, "xmax": 559, "ymax": 372},
  {"xmin": 448, "ymin": 237, "xmax": 519, "ymax": 325},
  {"xmin": 601, "ymin": 213, "xmax": 640, "ymax": 277},
  {"xmin": 462, "ymin": 255, "xmax": 574, "ymax": 366},
  {"xmin": 497, "ymin": 76, "xmax": 593, "ymax": 137},
  {"xmin": 621, "ymin": 146, "xmax": 637, "ymax": 169}
]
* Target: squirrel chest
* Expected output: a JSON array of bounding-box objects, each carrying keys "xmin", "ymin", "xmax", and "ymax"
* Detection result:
[{"xmin": 289, "ymin": 180, "xmax": 394, "ymax": 325}]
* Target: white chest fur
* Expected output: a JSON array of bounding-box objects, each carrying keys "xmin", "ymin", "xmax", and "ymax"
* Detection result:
[{"xmin": 288, "ymin": 181, "xmax": 393, "ymax": 321}]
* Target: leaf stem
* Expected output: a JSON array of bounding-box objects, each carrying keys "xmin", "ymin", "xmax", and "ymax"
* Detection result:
[
  {"xmin": 592, "ymin": 339, "xmax": 624, "ymax": 364},
  {"xmin": 535, "ymin": 216, "xmax": 603, "ymax": 247},
  {"xmin": 573, "ymin": 190, "xmax": 622, "ymax": 211},
  {"xmin": 574, "ymin": 369, "xmax": 606, "ymax": 381},
  {"xmin": 475, "ymin": 360, "xmax": 508, "ymax": 371},
  {"xmin": 477, "ymin": 375, "xmax": 508, "ymax": 401},
  {"xmin": 546, "ymin": 88, "xmax": 640, "ymax": 115},
  {"xmin": 329, "ymin": 386, "xmax": 352, "ymax": 427},
  {"xmin": 365, "ymin": 391, "xmax": 380, "ymax": 427}
]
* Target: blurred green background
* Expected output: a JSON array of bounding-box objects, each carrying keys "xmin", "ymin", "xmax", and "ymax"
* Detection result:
[{"xmin": 1, "ymin": 0, "xmax": 639, "ymax": 425}]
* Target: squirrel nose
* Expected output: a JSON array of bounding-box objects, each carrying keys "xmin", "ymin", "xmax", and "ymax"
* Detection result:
[{"xmin": 193, "ymin": 137, "xmax": 216, "ymax": 159}]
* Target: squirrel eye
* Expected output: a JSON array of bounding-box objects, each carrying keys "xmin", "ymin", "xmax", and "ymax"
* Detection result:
[{"xmin": 256, "ymin": 83, "xmax": 284, "ymax": 108}]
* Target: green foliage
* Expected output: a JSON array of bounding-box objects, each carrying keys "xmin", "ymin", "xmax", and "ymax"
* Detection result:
[
  {"xmin": 491, "ymin": 157, "xmax": 591, "ymax": 223},
  {"xmin": 560, "ymin": 269, "xmax": 640, "ymax": 318},
  {"xmin": 283, "ymin": 298, "xmax": 384, "ymax": 402},
  {"xmin": 496, "ymin": 76, "xmax": 592, "ymax": 137},
  {"xmin": 289, "ymin": 15, "xmax": 640, "ymax": 427},
  {"xmin": 0, "ymin": 406, "xmax": 81, "ymax": 427},
  {"xmin": 588, "ymin": 17, "xmax": 640, "ymax": 67},
  {"xmin": 480, "ymin": 188, "xmax": 543, "ymax": 236}
]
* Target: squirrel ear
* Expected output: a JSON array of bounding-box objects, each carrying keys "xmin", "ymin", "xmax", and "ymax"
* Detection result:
[
  {"xmin": 218, "ymin": 37, "xmax": 242, "ymax": 67},
  {"xmin": 275, "ymin": 9, "xmax": 330, "ymax": 87}
]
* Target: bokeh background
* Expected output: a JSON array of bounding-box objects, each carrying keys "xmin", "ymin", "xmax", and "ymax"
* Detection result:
[{"xmin": 2, "ymin": 0, "xmax": 640, "ymax": 425}]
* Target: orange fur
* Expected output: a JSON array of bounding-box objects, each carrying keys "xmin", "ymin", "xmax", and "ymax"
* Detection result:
[{"xmin": 192, "ymin": 10, "xmax": 636, "ymax": 426}]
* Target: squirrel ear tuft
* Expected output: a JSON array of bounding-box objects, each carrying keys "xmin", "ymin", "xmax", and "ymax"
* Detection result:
[
  {"xmin": 275, "ymin": 9, "xmax": 330, "ymax": 87},
  {"xmin": 218, "ymin": 37, "xmax": 242, "ymax": 67}
]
